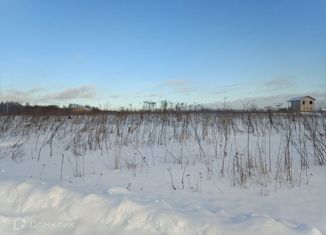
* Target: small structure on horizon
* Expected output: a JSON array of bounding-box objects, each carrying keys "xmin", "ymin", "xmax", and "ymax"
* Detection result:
[{"xmin": 287, "ymin": 96, "xmax": 315, "ymax": 112}]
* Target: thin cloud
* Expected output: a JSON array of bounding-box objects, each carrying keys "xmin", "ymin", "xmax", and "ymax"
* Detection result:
[
  {"xmin": 28, "ymin": 87, "xmax": 44, "ymax": 94},
  {"xmin": 0, "ymin": 87, "xmax": 44, "ymax": 104},
  {"xmin": 213, "ymin": 81, "xmax": 256, "ymax": 89},
  {"xmin": 108, "ymin": 95, "xmax": 120, "ymax": 99},
  {"xmin": 135, "ymin": 93, "xmax": 162, "ymax": 98},
  {"xmin": 0, "ymin": 85, "xmax": 96, "ymax": 104},
  {"xmin": 263, "ymin": 76, "xmax": 295, "ymax": 91},
  {"xmin": 163, "ymin": 79, "xmax": 188, "ymax": 86},
  {"xmin": 209, "ymin": 90, "xmax": 228, "ymax": 95},
  {"xmin": 107, "ymin": 93, "xmax": 162, "ymax": 99},
  {"xmin": 44, "ymin": 85, "xmax": 96, "ymax": 101},
  {"xmin": 162, "ymin": 79, "xmax": 191, "ymax": 94}
]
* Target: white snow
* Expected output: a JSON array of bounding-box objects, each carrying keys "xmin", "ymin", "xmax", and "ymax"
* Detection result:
[
  {"xmin": 0, "ymin": 114, "xmax": 325, "ymax": 234},
  {"xmin": 0, "ymin": 156, "xmax": 324, "ymax": 235},
  {"xmin": 0, "ymin": 178, "xmax": 324, "ymax": 235}
]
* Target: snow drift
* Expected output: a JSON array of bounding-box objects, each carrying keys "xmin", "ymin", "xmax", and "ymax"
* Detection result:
[{"xmin": 0, "ymin": 180, "xmax": 323, "ymax": 235}]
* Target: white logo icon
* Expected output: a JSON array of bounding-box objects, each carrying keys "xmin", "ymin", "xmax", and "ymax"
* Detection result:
[{"xmin": 13, "ymin": 218, "xmax": 26, "ymax": 231}]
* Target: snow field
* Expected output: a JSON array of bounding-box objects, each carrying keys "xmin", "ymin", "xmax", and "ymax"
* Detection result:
[
  {"xmin": 0, "ymin": 180, "xmax": 323, "ymax": 235},
  {"xmin": 0, "ymin": 113, "xmax": 325, "ymax": 234}
]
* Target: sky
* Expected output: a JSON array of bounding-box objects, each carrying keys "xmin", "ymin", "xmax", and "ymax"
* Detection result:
[{"xmin": 1, "ymin": 0, "xmax": 326, "ymax": 109}]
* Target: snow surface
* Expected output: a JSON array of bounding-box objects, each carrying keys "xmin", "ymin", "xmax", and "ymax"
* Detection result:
[
  {"xmin": 0, "ymin": 114, "xmax": 325, "ymax": 235},
  {"xmin": 0, "ymin": 152, "xmax": 324, "ymax": 235}
]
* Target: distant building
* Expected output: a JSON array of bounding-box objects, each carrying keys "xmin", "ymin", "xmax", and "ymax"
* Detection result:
[{"xmin": 287, "ymin": 96, "xmax": 315, "ymax": 112}]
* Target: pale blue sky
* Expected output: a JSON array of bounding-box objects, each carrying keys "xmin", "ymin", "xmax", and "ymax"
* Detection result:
[{"xmin": 1, "ymin": 0, "xmax": 325, "ymax": 108}]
